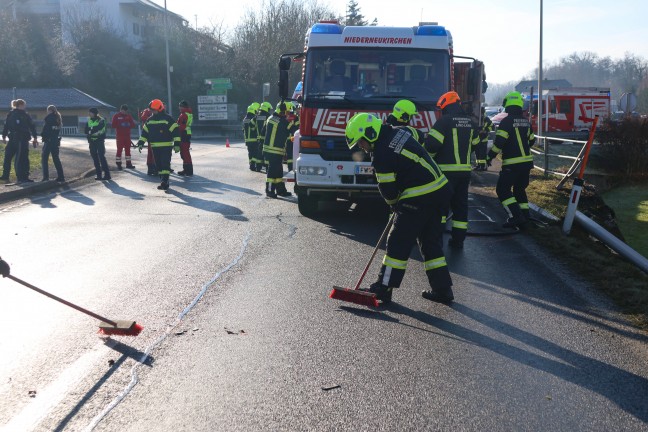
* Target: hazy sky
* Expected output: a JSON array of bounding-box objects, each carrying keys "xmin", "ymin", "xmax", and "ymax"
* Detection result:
[{"xmin": 152, "ymin": 0, "xmax": 648, "ymax": 85}]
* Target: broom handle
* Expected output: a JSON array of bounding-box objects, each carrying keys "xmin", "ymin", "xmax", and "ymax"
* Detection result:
[
  {"xmin": 7, "ymin": 275, "xmax": 117, "ymax": 326},
  {"xmin": 354, "ymin": 212, "xmax": 396, "ymax": 290}
]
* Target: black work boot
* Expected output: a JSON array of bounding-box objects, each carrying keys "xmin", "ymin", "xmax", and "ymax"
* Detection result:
[
  {"xmin": 266, "ymin": 183, "xmax": 277, "ymax": 198},
  {"xmin": 276, "ymin": 183, "xmax": 292, "ymax": 197},
  {"xmin": 126, "ymin": 163, "xmax": 135, "ymax": 169},
  {"xmin": 360, "ymin": 282, "xmax": 393, "ymax": 304},
  {"xmin": 116, "ymin": 162, "xmax": 123, "ymax": 170},
  {"xmin": 421, "ymin": 288, "xmax": 454, "ymax": 304}
]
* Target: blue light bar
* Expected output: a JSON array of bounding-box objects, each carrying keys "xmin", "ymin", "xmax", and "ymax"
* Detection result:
[
  {"xmin": 416, "ymin": 25, "xmax": 447, "ymax": 36},
  {"xmin": 311, "ymin": 23, "xmax": 343, "ymax": 34}
]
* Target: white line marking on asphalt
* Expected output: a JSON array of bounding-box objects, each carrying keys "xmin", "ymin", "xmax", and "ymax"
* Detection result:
[
  {"xmin": 475, "ymin": 208, "xmax": 495, "ymax": 222},
  {"xmin": 1, "ymin": 341, "xmax": 114, "ymax": 432},
  {"xmin": 82, "ymin": 230, "xmax": 252, "ymax": 432}
]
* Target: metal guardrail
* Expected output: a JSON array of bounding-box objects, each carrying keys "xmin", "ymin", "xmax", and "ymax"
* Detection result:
[
  {"xmin": 61, "ymin": 126, "xmax": 79, "ymax": 136},
  {"xmin": 531, "ymin": 135, "xmax": 590, "ymax": 189}
]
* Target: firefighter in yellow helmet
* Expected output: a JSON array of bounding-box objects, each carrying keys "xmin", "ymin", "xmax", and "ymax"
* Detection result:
[
  {"xmin": 136, "ymin": 99, "xmax": 180, "ymax": 191},
  {"xmin": 256, "ymin": 101, "xmax": 273, "ymax": 172},
  {"xmin": 487, "ymin": 91, "xmax": 536, "ymax": 228},
  {"xmin": 385, "ymin": 99, "xmax": 425, "ymax": 144},
  {"xmin": 243, "ymin": 102, "xmax": 261, "ymax": 171},
  {"xmin": 424, "ymin": 91, "xmax": 480, "ymax": 249},
  {"xmin": 345, "ymin": 113, "xmax": 454, "ymax": 304},
  {"xmin": 263, "ymin": 101, "xmax": 293, "ymax": 198}
]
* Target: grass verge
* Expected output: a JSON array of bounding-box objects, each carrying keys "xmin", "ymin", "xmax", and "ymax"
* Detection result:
[
  {"xmin": 0, "ymin": 142, "xmax": 45, "ymax": 182},
  {"xmin": 602, "ymin": 183, "xmax": 648, "ymax": 258},
  {"xmin": 526, "ymin": 170, "xmax": 648, "ymax": 329}
]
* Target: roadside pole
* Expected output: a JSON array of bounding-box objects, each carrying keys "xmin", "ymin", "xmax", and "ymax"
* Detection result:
[{"xmin": 562, "ymin": 116, "xmax": 599, "ymax": 234}]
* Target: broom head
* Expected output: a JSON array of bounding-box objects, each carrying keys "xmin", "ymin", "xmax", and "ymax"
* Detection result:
[
  {"xmin": 98, "ymin": 320, "xmax": 144, "ymax": 336},
  {"xmin": 330, "ymin": 286, "xmax": 379, "ymax": 308}
]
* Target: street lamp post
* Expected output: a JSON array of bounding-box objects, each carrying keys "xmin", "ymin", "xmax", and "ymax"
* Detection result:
[
  {"xmin": 164, "ymin": 0, "xmax": 172, "ymax": 116},
  {"xmin": 539, "ymin": 0, "xmax": 547, "ymax": 177}
]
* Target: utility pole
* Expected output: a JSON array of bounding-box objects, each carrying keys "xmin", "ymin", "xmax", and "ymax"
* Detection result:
[
  {"xmin": 164, "ymin": 0, "xmax": 173, "ymax": 116},
  {"xmin": 539, "ymin": 0, "xmax": 547, "ymax": 177}
]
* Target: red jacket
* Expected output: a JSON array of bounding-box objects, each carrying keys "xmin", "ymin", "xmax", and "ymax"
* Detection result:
[
  {"xmin": 111, "ymin": 111, "xmax": 136, "ymax": 141},
  {"xmin": 140, "ymin": 108, "xmax": 153, "ymax": 124}
]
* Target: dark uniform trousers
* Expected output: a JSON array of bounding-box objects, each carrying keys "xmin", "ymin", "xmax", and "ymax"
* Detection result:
[
  {"xmin": 153, "ymin": 146, "xmax": 173, "ymax": 183},
  {"xmin": 89, "ymin": 139, "xmax": 110, "ymax": 178},
  {"xmin": 496, "ymin": 164, "xmax": 532, "ymax": 219},
  {"xmin": 1, "ymin": 139, "xmax": 19, "ymax": 178},
  {"xmin": 444, "ymin": 171, "xmax": 471, "ymax": 242},
  {"xmin": 266, "ymin": 153, "xmax": 287, "ymax": 193},
  {"xmin": 475, "ymin": 138, "xmax": 488, "ymax": 165},
  {"xmin": 378, "ymin": 186, "xmax": 453, "ymax": 293},
  {"xmin": 15, "ymin": 139, "xmax": 32, "ymax": 180}
]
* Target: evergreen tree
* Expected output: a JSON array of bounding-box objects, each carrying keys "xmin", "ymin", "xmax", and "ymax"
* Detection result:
[{"xmin": 344, "ymin": 0, "xmax": 367, "ymax": 26}]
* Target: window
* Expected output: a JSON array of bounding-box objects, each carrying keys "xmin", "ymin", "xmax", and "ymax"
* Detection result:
[
  {"xmin": 133, "ymin": 23, "xmax": 140, "ymax": 36},
  {"xmin": 559, "ymin": 99, "xmax": 571, "ymax": 113}
]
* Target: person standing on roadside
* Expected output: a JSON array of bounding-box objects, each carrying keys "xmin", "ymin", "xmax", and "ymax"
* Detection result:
[
  {"xmin": 85, "ymin": 108, "xmax": 111, "ymax": 181},
  {"xmin": 136, "ymin": 99, "xmax": 180, "ymax": 191},
  {"xmin": 139, "ymin": 107, "xmax": 157, "ymax": 175},
  {"xmin": 176, "ymin": 100, "xmax": 194, "ymax": 176},
  {"xmin": 1, "ymin": 99, "xmax": 38, "ymax": 183},
  {"xmin": 111, "ymin": 104, "xmax": 136, "ymax": 170},
  {"xmin": 40, "ymin": 105, "xmax": 65, "ymax": 182},
  {"xmin": 487, "ymin": 91, "xmax": 536, "ymax": 228},
  {"xmin": 425, "ymin": 91, "xmax": 480, "ymax": 249}
]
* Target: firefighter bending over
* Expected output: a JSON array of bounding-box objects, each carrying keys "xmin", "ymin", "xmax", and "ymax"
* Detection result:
[{"xmin": 345, "ymin": 113, "xmax": 454, "ymax": 304}]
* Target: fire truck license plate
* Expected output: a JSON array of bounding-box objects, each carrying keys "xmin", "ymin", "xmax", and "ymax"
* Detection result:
[{"xmin": 355, "ymin": 166, "xmax": 374, "ymax": 175}]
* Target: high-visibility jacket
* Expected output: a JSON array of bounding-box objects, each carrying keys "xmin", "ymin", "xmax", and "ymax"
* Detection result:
[
  {"xmin": 178, "ymin": 107, "xmax": 193, "ymax": 138},
  {"xmin": 243, "ymin": 112, "xmax": 258, "ymax": 144},
  {"xmin": 138, "ymin": 112, "xmax": 180, "ymax": 148},
  {"xmin": 424, "ymin": 104, "xmax": 479, "ymax": 172},
  {"xmin": 85, "ymin": 116, "xmax": 106, "ymax": 142},
  {"xmin": 263, "ymin": 112, "xmax": 290, "ymax": 156},
  {"xmin": 488, "ymin": 106, "xmax": 535, "ymax": 167},
  {"xmin": 385, "ymin": 114, "xmax": 425, "ymax": 145},
  {"xmin": 255, "ymin": 110, "xmax": 270, "ymax": 143},
  {"xmin": 373, "ymin": 125, "xmax": 448, "ymax": 206}
]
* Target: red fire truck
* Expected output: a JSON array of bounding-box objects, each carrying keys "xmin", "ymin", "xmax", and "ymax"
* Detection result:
[
  {"xmin": 278, "ymin": 20, "xmax": 486, "ymax": 216},
  {"xmin": 528, "ymin": 87, "xmax": 611, "ymax": 139}
]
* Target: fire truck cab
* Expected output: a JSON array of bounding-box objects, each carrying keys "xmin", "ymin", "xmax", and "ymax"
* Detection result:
[{"xmin": 278, "ymin": 20, "xmax": 486, "ymax": 216}]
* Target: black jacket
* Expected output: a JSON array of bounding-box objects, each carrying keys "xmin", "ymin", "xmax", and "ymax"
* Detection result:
[
  {"xmin": 138, "ymin": 112, "xmax": 180, "ymax": 148},
  {"xmin": 2, "ymin": 109, "xmax": 37, "ymax": 141},
  {"xmin": 488, "ymin": 106, "xmax": 535, "ymax": 168},
  {"xmin": 372, "ymin": 125, "xmax": 448, "ymax": 206},
  {"xmin": 424, "ymin": 103, "xmax": 479, "ymax": 172},
  {"xmin": 41, "ymin": 112, "xmax": 62, "ymax": 144}
]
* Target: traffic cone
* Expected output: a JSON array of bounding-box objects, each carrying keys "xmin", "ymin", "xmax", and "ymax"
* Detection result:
[{"xmin": 226, "ymin": 138, "xmax": 230, "ymax": 148}]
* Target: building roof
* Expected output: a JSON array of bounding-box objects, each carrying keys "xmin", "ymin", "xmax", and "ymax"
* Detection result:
[
  {"xmin": 515, "ymin": 79, "xmax": 573, "ymax": 93},
  {"xmin": 0, "ymin": 88, "xmax": 115, "ymax": 110}
]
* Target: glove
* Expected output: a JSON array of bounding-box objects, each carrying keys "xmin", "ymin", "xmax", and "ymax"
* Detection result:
[
  {"xmin": 0, "ymin": 257, "xmax": 10, "ymax": 277},
  {"xmin": 137, "ymin": 141, "xmax": 144, "ymax": 153},
  {"xmin": 174, "ymin": 145, "xmax": 180, "ymax": 153}
]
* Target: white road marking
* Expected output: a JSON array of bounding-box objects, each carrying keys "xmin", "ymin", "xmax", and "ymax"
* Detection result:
[
  {"xmin": 83, "ymin": 231, "xmax": 251, "ymax": 431},
  {"xmin": 0, "ymin": 341, "xmax": 115, "ymax": 432}
]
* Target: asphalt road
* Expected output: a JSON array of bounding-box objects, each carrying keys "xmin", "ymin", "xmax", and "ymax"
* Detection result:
[{"xmin": 0, "ymin": 140, "xmax": 647, "ymax": 431}]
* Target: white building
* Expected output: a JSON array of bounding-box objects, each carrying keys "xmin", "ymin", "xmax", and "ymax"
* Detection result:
[{"xmin": 5, "ymin": 0, "xmax": 186, "ymax": 48}]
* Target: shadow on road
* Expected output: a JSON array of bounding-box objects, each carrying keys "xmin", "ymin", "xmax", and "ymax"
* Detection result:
[{"xmin": 165, "ymin": 188, "xmax": 248, "ymax": 221}]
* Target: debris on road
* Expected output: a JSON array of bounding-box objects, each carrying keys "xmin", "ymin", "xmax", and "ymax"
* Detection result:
[{"xmin": 321, "ymin": 384, "xmax": 341, "ymax": 391}]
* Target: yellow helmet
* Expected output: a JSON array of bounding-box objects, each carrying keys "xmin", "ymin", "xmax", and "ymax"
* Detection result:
[
  {"xmin": 247, "ymin": 102, "xmax": 260, "ymax": 114},
  {"xmin": 260, "ymin": 101, "xmax": 273, "ymax": 112},
  {"xmin": 392, "ymin": 99, "xmax": 418, "ymax": 123},
  {"xmin": 345, "ymin": 113, "xmax": 382, "ymax": 149},
  {"xmin": 503, "ymin": 91, "xmax": 524, "ymax": 108}
]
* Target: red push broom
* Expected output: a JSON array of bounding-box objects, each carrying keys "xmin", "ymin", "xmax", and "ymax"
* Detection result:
[
  {"xmin": 5, "ymin": 274, "xmax": 143, "ymax": 336},
  {"xmin": 330, "ymin": 213, "xmax": 395, "ymax": 308}
]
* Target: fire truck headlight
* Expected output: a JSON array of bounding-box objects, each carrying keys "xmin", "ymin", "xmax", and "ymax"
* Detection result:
[{"xmin": 299, "ymin": 166, "xmax": 327, "ymax": 176}]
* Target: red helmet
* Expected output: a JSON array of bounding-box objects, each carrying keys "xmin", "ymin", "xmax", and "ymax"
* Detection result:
[
  {"xmin": 437, "ymin": 91, "xmax": 460, "ymax": 110},
  {"xmin": 149, "ymin": 99, "xmax": 165, "ymax": 112}
]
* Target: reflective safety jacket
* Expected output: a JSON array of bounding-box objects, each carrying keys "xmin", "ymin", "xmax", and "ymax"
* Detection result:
[
  {"xmin": 242, "ymin": 112, "xmax": 258, "ymax": 145},
  {"xmin": 424, "ymin": 104, "xmax": 479, "ymax": 172},
  {"xmin": 85, "ymin": 116, "xmax": 106, "ymax": 142},
  {"xmin": 480, "ymin": 115, "xmax": 493, "ymax": 143},
  {"xmin": 286, "ymin": 112, "xmax": 299, "ymax": 146},
  {"xmin": 263, "ymin": 112, "xmax": 290, "ymax": 156},
  {"xmin": 177, "ymin": 107, "xmax": 193, "ymax": 138},
  {"xmin": 373, "ymin": 125, "xmax": 448, "ymax": 206},
  {"xmin": 488, "ymin": 106, "xmax": 535, "ymax": 167},
  {"xmin": 385, "ymin": 114, "xmax": 424, "ymax": 145},
  {"xmin": 255, "ymin": 110, "xmax": 270, "ymax": 143},
  {"xmin": 137, "ymin": 112, "xmax": 180, "ymax": 148}
]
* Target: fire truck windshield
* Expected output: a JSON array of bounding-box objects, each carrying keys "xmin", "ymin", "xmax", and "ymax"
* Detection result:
[{"xmin": 304, "ymin": 48, "xmax": 449, "ymax": 102}]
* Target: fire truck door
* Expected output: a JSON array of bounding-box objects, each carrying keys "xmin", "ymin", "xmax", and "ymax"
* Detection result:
[{"xmin": 553, "ymin": 96, "xmax": 573, "ymax": 132}]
